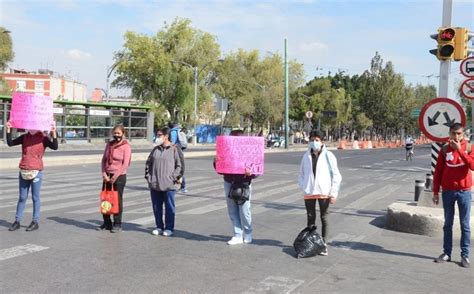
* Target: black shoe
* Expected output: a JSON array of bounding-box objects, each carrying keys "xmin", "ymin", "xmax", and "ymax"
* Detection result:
[
  {"xmin": 25, "ymin": 221, "xmax": 39, "ymax": 232},
  {"xmin": 111, "ymin": 225, "xmax": 122, "ymax": 233},
  {"xmin": 434, "ymin": 253, "xmax": 451, "ymax": 263},
  {"xmin": 96, "ymin": 224, "xmax": 112, "ymax": 231},
  {"xmin": 461, "ymin": 256, "xmax": 470, "ymax": 268},
  {"xmin": 8, "ymin": 221, "xmax": 20, "ymax": 231}
]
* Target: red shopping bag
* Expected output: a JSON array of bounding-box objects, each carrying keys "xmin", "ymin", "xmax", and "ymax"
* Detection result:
[{"xmin": 99, "ymin": 184, "xmax": 119, "ymax": 215}]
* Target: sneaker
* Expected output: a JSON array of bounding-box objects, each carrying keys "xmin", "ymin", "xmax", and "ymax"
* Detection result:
[
  {"xmin": 243, "ymin": 233, "xmax": 253, "ymax": 244},
  {"xmin": 96, "ymin": 224, "xmax": 112, "ymax": 231},
  {"xmin": 8, "ymin": 221, "xmax": 20, "ymax": 231},
  {"xmin": 319, "ymin": 248, "xmax": 328, "ymax": 256},
  {"xmin": 181, "ymin": 188, "xmax": 188, "ymax": 193},
  {"xmin": 434, "ymin": 253, "xmax": 451, "ymax": 263},
  {"xmin": 461, "ymin": 256, "xmax": 470, "ymax": 268},
  {"xmin": 163, "ymin": 230, "xmax": 173, "ymax": 237},
  {"xmin": 227, "ymin": 236, "xmax": 243, "ymax": 245},
  {"xmin": 151, "ymin": 228, "xmax": 163, "ymax": 236},
  {"xmin": 110, "ymin": 225, "xmax": 122, "ymax": 233},
  {"xmin": 25, "ymin": 221, "xmax": 39, "ymax": 232}
]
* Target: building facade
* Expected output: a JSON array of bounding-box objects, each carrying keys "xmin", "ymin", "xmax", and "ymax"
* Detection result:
[{"xmin": 0, "ymin": 69, "xmax": 87, "ymax": 102}]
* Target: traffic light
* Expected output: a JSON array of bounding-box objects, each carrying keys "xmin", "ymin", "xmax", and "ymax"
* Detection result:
[
  {"xmin": 454, "ymin": 27, "xmax": 469, "ymax": 61},
  {"xmin": 430, "ymin": 27, "xmax": 456, "ymax": 60}
]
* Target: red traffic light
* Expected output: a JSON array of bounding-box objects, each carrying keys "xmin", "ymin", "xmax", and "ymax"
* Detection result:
[{"xmin": 439, "ymin": 28, "xmax": 455, "ymax": 41}]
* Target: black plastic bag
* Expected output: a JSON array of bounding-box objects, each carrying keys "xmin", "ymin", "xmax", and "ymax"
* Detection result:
[{"xmin": 293, "ymin": 226, "xmax": 327, "ymax": 258}]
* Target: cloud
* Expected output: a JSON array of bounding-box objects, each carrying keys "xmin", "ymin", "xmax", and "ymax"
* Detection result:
[
  {"xmin": 66, "ymin": 49, "xmax": 92, "ymax": 60},
  {"xmin": 297, "ymin": 41, "xmax": 329, "ymax": 53}
]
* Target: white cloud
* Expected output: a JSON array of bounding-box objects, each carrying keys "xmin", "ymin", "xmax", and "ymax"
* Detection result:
[
  {"xmin": 66, "ymin": 49, "xmax": 92, "ymax": 60},
  {"xmin": 297, "ymin": 41, "xmax": 329, "ymax": 53}
]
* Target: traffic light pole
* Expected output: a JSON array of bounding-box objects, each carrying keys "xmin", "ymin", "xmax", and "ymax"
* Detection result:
[{"xmin": 438, "ymin": 0, "xmax": 452, "ymax": 98}]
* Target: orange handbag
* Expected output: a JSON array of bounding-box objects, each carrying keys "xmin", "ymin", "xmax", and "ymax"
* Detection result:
[{"xmin": 99, "ymin": 183, "xmax": 119, "ymax": 215}]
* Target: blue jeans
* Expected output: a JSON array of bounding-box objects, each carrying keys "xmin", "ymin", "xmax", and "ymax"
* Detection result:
[
  {"xmin": 224, "ymin": 181, "xmax": 252, "ymax": 238},
  {"xmin": 16, "ymin": 171, "xmax": 43, "ymax": 222},
  {"xmin": 442, "ymin": 190, "xmax": 471, "ymax": 258},
  {"xmin": 180, "ymin": 176, "xmax": 186, "ymax": 190},
  {"xmin": 150, "ymin": 189, "xmax": 176, "ymax": 231}
]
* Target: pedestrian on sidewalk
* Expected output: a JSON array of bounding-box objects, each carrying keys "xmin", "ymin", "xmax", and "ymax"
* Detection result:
[
  {"xmin": 213, "ymin": 129, "xmax": 258, "ymax": 245},
  {"xmin": 7, "ymin": 120, "xmax": 58, "ymax": 232},
  {"xmin": 145, "ymin": 127, "xmax": 182, "ymax": 237},
  {"xmin": 298, "ymin": 129, "xmax": 342, "ymax": 256},
  {"xmin": 433, "ymin": 123, "xmax": 473, "ymax": 268},
  {"xmin": 97, "ymin": 125, "xmax": 132, "ymax": 233}
]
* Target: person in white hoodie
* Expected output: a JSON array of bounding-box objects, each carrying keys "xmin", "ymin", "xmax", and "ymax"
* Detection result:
[{"xmin": 298, "ymin": 130, "xmax": 342, "ymax": 256}]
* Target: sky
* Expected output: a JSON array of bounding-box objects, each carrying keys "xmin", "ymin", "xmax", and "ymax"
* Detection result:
[{"xmin": 1, "ymin": 0, "xmax": 473, "ymax": 99}]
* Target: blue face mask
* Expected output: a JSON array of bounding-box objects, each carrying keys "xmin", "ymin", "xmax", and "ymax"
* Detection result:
[{"xmin": 309, "ymin": 141, "xmax": 322, "ymax": 151}]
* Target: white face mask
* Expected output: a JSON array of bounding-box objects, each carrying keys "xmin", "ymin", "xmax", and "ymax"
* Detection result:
[
  {"xmin": 155, "ymin": 138, "xmax": 164, "ymax": 145},
  {"xmin": 309, "ymin": 140, "xmax": 322, "ymax": 151}
]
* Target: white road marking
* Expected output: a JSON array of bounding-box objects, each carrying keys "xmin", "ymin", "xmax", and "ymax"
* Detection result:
[
  {"xmin": 0, "ymin": 244, "xmax": 49, "ymax": 261},
  {"xmin": 243, "ymin": 276, "xmax": 304, "ymax": 294}
]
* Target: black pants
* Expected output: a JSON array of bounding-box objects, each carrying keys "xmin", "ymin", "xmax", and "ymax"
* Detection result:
[
  {"xmin": 102, "ymin": 174, "xmax": 126, "ymax": 226},
  {"xmin": 304, "ymin": 198, "xmax": 330, "ymax": 239}
]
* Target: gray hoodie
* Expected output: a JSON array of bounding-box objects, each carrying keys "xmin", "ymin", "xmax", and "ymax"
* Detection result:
[{"xmin": 145, "ymin": 143, "xmax": 182, "ymax": 191}]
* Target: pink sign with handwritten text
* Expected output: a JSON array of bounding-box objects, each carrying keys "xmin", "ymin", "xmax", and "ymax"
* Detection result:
[
  {"xmin": 10, "ymin": 92, "xmax": 53, "ymax": 131},
  {"xmin": 215, "ymin": 136, "xmax": 265, "ymax": 175}
]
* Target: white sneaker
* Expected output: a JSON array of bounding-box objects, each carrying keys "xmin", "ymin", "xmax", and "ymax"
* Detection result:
[
  {"xmin": 163, "ymin": 230, "xmax": 173, "ymax": 237},
  {"xmin": 227, "ymin": 236, "xmax": 243, "ymax": 245},
  {"xmin": 243, "ymin": 233, "xmax": 253, "ymax": 244},
  {"xmin": 151, "ymin": 228, "xmax": 163, "ymax": 236},
  {"xmin": 319, "ymin": 248, "xmax": 328, "ymax": 256}
]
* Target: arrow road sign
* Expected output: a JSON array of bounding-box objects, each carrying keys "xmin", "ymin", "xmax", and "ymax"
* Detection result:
[
  {"xmin": 460, "ymin": 78, "xmax": 474, "ymax": 100},
  {"xmin": 419, "ymin": 98, "xmax": 466, "ymax": 142}
]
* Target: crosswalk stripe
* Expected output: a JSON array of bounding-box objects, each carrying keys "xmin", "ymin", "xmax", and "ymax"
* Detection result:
[{"xmin": 0, "ymin": 244, "xmax": 49, "ymax": 261}]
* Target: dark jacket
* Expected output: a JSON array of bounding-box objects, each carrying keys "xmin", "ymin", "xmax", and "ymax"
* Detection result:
[{"xmin": 145, "ymin": 143, "xmax": 182, "ymax": 191}]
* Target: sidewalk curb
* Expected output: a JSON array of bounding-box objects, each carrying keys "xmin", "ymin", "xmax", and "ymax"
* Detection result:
[{"xmin": 0, "ymin": 146, "xmax": 313, "ymax": 171}]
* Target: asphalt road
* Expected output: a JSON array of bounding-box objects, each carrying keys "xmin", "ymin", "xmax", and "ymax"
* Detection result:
[{"xmin": 1, "ymin": 145, "xmax": 472, "ymax": 293}]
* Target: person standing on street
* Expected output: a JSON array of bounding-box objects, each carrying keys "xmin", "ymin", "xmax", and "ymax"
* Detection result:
[
  {"xmin": 298, "ymin": 130, "xmax": 342, "ymax": 256},
  {"xmin": 433, "ymin": 123, "xmax": 473, "ymax": 268},
  {"xmin": 145, "ymin": 127, "xmax": 182, "ymax": 237},
  {"xmin": 214, "ymin": 129, "xmax": 258, "ymax": 245},
  {"xmin": 97, "ymin": 125, "xmax": 132, "ymax": 233},
  {"xmin": 7, "ymin": 120, "xmax": 58, "ymax": 232}
]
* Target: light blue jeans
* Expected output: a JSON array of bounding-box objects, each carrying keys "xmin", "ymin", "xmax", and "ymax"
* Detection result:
[
  {"xmin": 224, "ymin": 180, "xmax": 252, "ymax": 238},
  {"xmin": 442, "ymin": 190, "xmax": 471, "ymax": 258},
  {"xmin": 16, "ymin": 171, "xmax": 43, "ymax": 222}
]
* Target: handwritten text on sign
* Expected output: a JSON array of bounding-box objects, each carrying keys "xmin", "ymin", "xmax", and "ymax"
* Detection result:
[
  {"xmin": 10, "ymin": 92, "xmax": 53, "ymax": 131},
  {"xmin": 215, "ymin": 136, "xmax": 265, "ymax": 175}
]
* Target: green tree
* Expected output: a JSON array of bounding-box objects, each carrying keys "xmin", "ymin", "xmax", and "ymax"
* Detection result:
[
  {"xmin": 112, "ymin": 18, "xmax": 221, "ymax": 124},
  {"xmin": 0, "ymin": 28, "xmax": 14, "ymax": 95}
]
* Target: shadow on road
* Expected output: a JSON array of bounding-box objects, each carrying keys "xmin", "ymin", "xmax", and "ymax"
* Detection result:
[
  {"xmin": 48, "ymin": 216, "xmax": 98, "ymax": 230},
  {"xmin": 0, "ymin": 219, "xmax": 11, "ymax": 228},
  {"xmin": 329, "ymin": 240, "xmax": 434, "ymax": 260}
]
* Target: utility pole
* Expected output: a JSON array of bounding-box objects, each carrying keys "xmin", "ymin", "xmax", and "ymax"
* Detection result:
[
  {"xmin": 438, "ymin": 0, "xmax": 452, "ymax": 99},
  {"xmin": 284, "ymin": 39, "xmax": 289, "ymax": 149}
]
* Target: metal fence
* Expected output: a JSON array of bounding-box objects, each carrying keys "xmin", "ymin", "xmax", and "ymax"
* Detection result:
[{"xmin": 1, "ymin": 96, "xmax": 154, "ymax": 143}]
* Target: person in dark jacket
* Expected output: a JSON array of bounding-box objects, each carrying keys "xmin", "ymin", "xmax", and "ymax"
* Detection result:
[
  {"xmin": 6, "ymin": 120, "xmax": 58, "ymax": 232},
  {"xmin": 145, "ymin": 127, "xmax": 182, "ymax": 237},
  {"xmin": 214, "ymin": 129, "xmax": 258, "ymax": 245}
]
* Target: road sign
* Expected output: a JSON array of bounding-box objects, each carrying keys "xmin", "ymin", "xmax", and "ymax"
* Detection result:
[
  {"xmin": 418, "ymin": 98, "xmax": 466, "ymax": 142},
  {"xmin": 322, "ymin": 110, "xmax": 337, "ymax": 118},
  {"xmin": 460, "ymin": 57, "xmax": 474, "ymax": 77},
  {"xmin": 460, "ymin": 78, "xmax": 474, "ymax": 99},
  {"xmin": 410, "ymin": 109, "xmax": 420, "ymax": 118},
  {"xmin": 305, "ymin": 111, "xmax": 313, "ymax": 119}
]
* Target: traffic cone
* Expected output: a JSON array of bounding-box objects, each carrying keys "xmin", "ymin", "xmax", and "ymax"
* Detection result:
[{"xmin": 352, "ymin": 140, "xmax": 360, "ymax": 149}]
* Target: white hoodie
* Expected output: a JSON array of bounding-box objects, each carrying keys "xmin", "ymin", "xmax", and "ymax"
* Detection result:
[{"xmin": 298, "ymin": 145, "xmax": 342, "ymax": 198}]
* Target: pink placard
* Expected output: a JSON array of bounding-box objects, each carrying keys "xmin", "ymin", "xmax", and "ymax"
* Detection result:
[
  {"xmin": 215, "ymin": 136, "xmax": 265, "ymax": 175},
  {"xmin": 10, "ymin": 92, "xmax": 53, "ymax": 131}
]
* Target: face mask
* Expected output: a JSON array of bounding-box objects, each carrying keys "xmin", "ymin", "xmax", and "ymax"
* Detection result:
[
  {"xmin": 155, "ymin": 138, "xmax": 164, "ymax": 145},
  {"xmin": 113, "ymin": 135, "xmax": 123, "ymax": 142},
  {"xmin": 309, "ymin": 141, "xmax": 322, "ymax": 151}
]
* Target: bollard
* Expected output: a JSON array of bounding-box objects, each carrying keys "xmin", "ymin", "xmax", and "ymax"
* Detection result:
[
  {"xmin": 425, "ymin": 173, "xmax": 433, "ymax": 191},
  {"xmin": 414, "ymin": 180, "xmax": 424, "ymax": 201}
]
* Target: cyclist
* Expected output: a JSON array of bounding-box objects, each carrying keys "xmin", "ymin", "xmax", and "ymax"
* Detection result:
[{"xmin": 405, "ymin": 135, "xmax": 415, "ymax": 160}]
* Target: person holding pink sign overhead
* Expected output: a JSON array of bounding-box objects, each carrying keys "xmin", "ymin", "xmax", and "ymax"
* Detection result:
[
  {"xmin": 6, "ymin": 120, "xmax": 58, "ymax": 232},
  {"xmin": 214, "ymin": 129, "xmax": 259, "ymax": 245}
]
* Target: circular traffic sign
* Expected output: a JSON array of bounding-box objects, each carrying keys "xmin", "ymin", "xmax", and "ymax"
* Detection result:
[
  {"xmin": 418, "ymin": 97, "xmax": 466, "ymax": 142},
  {"xmin": 460, "ymin": 57, "xmax": 474, "ymax": 78},
  {"xmin": 460, "ymin": 78, "xmax": 474, "ymax": 100},
  {"xmin": 305, "ymin": 111, "xmax": 313, "ymax": 119}
]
